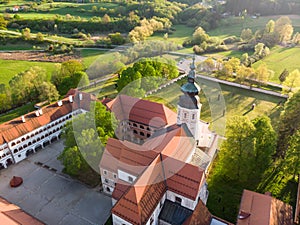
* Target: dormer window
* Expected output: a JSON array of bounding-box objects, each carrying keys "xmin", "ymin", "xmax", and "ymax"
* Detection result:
[
  {"xmin": 128, "ymin": 176, "xmax": 133, "ymax": 183},
  {"xmin": 175, "ymin": 196, "xmax": 182, "ymax": 205}
]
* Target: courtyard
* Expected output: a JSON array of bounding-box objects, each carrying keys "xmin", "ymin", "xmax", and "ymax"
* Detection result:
[{"xmin": 0, "ymin": 140, "xmax": 112, "ymax": 225}]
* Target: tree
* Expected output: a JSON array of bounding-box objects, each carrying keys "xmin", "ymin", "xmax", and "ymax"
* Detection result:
[
  {"xmin": 51, "ymin": 60, "xmax": 85, "ymax": 95},
  {"xmin": 276, "ymin": 90, "xmax": 300, "ymax": 157},
  {"xmin": 36, "ymin": 32, "xmax": 44, "ymax": 42},
  {"xmin": 255, "ymin": 63, "xmax": 271, "ymax": 86},
  {"xmin": 201, "ymin": 57, "xmax": 215, "ymax": 72},
  {"xmin": 36, "ymin": 82, "xmax": 59, "ymax": 102},
  {"xmin": 102, "ymin": 14, "xmax": 111, "ymax": 24},
  {"xmin": 274, "ymin": 16, "xmax": 294, "ymax": 44},
  {"xmin": 236, "ymin": 65, "xmax": 254, "ymax": 84},
  {"xmin": 279, "ymin": 69, "xmax": 289, "ymax": 83},
  {"xmin": 284, "ymin": 130, "xmax": 300, "ymax": 179},
  {"xmin": 265, "ymin": 20, "xmax": 275, "ymax": 33},
  {"xmin": 219, "ymin": 116, "xmax": 255, "ymax": 182},
  {"xmin": 21, "ymin": 27, "xmax": 31, "ymax": 40},
  {"xmin": 251, "ymin": 116, "xmax": 276, "ymax": 175},
  {"xmin": 192, "ymin": 27, "xmax": 209, "ymax": 45},
  {"xmin": 240, "ymin": 28, "xmax": 253, "ymax": 41},
  {"xmin": 282, "ymin": 69, "xmax": 300, "ymax": 94},
  {"xmin": 59, "ymin": 101, "xmax": 115, "ymax": 176},
  {"xmin": 0, "ymin": 15, "xmax": 8, "ymax": 30},
  {"xmin": 108, "ymin": 32, "xmax": 125, "ymax": 45},
  {"xmin": 0, "ymin": 93, "xmax": 11, "ymax": 113}
]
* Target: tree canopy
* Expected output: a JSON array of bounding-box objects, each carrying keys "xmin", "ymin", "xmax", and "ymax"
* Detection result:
[
  {"xmin": 58, "ymin": 101, "xmax": 116, "ymax": 178},
  {"xmin": 276, "ymin": 90, "xmax": 300, "ymax": 157}
]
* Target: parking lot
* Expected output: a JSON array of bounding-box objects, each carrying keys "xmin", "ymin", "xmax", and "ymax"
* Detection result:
[{"xmin": 0, "ymin": 140, "xmax": 112, "ymax": 225}]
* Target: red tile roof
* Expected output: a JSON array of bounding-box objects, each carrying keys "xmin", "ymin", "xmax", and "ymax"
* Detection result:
[
  {"xmin": 237, "ymin": 190, "xmax": 293, "ymax": 225},
  {"xmin": 0, "ymin": 197, "xmax": 44, "ymax": 225},
  {"xmin": 183, "ymin": 200, "xmax": 212, "ymax": 225},
  {"xmin": 112, "ymin": 155, "xmax": 167, "ymax": 225},
  {"xmin": 100, "ymin": 138, "xmax": 158, "ymax": 176},
  {"xmin": 0, "ymin": 90, "xmax": 97, "ymax": 145},
  {"xmin": 105, "ymin": 95, "xmax": 177, "ymax": 128},
  {"xmin": 112, "ymin": 181, "xmax": 131, "ymax": 201},
  {"xmin": 163, "ymin": 155, "xmax": 205, "ymax": 200},
  {"xmin": 101, "ymin": 124, "xmax": 195, "ymax": 176},
  {"xmin": 111, "ymin": 154, "xmax": 205, "ymax": 225}
]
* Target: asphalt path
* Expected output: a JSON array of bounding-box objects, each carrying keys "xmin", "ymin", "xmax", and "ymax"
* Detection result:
[{"xmin": 0, "ymin": 140, "xmax": 112, "ymax": 225}]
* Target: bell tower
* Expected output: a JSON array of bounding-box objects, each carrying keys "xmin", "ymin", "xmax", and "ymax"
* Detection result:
[{"xmin": 177, "ymin": 56, "xmax": 202, "ymax": 143}]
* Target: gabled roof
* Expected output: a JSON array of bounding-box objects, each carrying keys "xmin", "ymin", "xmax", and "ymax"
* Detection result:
[
  {"xmin": 0, "ymin": 90, "xmax": 97, "ymax": 145},
  {"xmin": 163, "ymin": 154, "xmax": 204, "ymax": 200},
  {"xmin": 101, "ymin": 124, "xmax": 195, "ymax": 176},
  {"xmin": 112, "ymin": 155, "xmax": 167, "ymax": 225},
  {"xmin": 0, "ymin": 197, "xmax": 44, "ymax": 225},
  {"xmin": 237, "ymin": 190, "xmax": 293, "ymax": 225},
  {"xmin": 183, "ymin": 200, "xmax": 212, "ymax": 225},
  {"xmin": 111, "ymin": 154, "xmax": 205, "ymax": 225},
  {"xmin": 100, "ymin": 138, "xmax": 158, "ymax": 176},
  {"xmin": 105, "ymin": 95, "xmax": 177, "ymax": 128}
]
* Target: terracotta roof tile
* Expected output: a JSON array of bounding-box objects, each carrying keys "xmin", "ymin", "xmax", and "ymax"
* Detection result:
[
  {"xmin": 0, "ymin": 90, "xmax": 97, "ymax": 145},
  {"xmin": 163, "ymin": 155, "xmax": 204, "ymax": 200},
  {"xmin": 100, "ymin": 138, "xmax": 158, "ymax": 176},
  {"xmin": 112, "ymin": 155, "xmax": 167, "ymax": 225},
  {"xmin": 0, "ymin": 197, "xmax": 44, "ymax": 225},
  {"xmin": 237, "ymin": 190, "xmax": 293, "ymax": 225},
  {"xmin": 105, "ymin": 95, "xmax": 177, "ymax": 128}
]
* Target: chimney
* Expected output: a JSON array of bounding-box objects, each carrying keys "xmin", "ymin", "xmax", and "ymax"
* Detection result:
[
  {"xmin": 79, "ymin": 93, "xmax": 83, "ymax": 101},
  {"xmin": 38, "ymin": 109, "xmax": 43, "ymax": 115},
  {"xmin": 69, "ymin": 95, "xmax": 73, "ymax": 103},
  {"xmin": 21, "ymin": 116, "xmax": 26, "ymax": 123},
  {"xmin": 35, "ymin": 111, "xmax": 40, "ymax": 117},
  {"xmin": 57, "ymin": 100, "xmax": 63, "ymax": 106}
]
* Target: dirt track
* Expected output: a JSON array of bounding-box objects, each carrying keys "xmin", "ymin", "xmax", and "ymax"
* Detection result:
[{"xmin": 0, "ymin": 51, "xmax": 80, "ymax": 63}]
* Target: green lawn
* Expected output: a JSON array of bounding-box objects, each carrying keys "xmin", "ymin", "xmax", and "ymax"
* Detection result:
[
  {"xmin": 253, "ymin": 46, "xmax": 300, "ymax": 83},
  {"xmin": 80, "ymin": 49, "xmax": 106, "ymax": 68},
  {"xmin": 147, "ymin": 77, "xmax": 284, "ymax": 135},
  {"xmin": 148, "ymin": 25, "xmax": 194, "ymax": 45},
  {"xmin": 0, "ymin": 60, "xmax": 56, "ymax": 86},
  {"xmin": 0, "ymin": 2, "xmax": 119, "ymax": 20},
  {"xmin": 209, "ymin": 15, "xmax": 300, "ymax": 38},
  {"xmin": 0, "ymin": 102, "xmax": 35, "ymax": 124}
]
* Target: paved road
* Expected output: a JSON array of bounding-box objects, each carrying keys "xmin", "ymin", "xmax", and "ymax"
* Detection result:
[{"xmin": 0, "ymin": 140, "xmax": 112, "ymax": 225}]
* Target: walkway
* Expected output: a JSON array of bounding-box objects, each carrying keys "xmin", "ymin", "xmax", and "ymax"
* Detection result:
[{"xmin": 0, "ymin": 140, "xmax": 112, "ymax": 225}]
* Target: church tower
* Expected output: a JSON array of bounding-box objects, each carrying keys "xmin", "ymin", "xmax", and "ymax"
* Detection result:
[{"xmin": 177, "ymin": 56, "xmax": 202, "ymax": 144}]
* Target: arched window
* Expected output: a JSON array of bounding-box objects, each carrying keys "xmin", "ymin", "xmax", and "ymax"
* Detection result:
[
  {"xmin": 13, "ymin": 149, "xmax": 18, "ymax": 154},
  {"xmin": 21, "ymin": 137, "xmax": 25, "ymax": 142},
  {"xmin": 140, "ymin": 125, "xmax": 144, "ymax": 129},
  {"xmin": 140, "ymin": 132, "xmax": 144, "ymax": 136}
]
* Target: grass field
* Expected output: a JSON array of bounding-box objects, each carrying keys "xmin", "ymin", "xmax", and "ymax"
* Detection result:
[
  {"xmin": 253, "ymin": 46, "xmax": 300, "ymax": 82},
  {"xmin": 0, "ymin": 60, "xmax": 56, "ymax": 86},
  {"xmin": 80, "ymin": 49, "xmax": 106, "ymax": 68},
  {"xmin": 209, "ymin": 15, "xmax": 300, "ymax": 38},
  {"xmin": 147, "ymin": 77, "xmax": 284, "ymax": 135},
  {"xmin": 0, "ymin": 102, "xmax": 35, "ymax": 124},
  {"xmin": 148, "ymin": 25, "xmax": 194, "ymax": 45},
  {"xmin": 0, "ymin": 2, "xmax": 119, "ymax": 20}
]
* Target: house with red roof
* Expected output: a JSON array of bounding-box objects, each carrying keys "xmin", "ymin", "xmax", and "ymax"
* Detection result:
[
  {"xmin": 237, "ymin": 190, "xmax": 293, "ymax": 225},
  {"xmin": 0, "ymin": 90, "xmax": 97, "ymax": 169},
  {"xmin": 100, "ymin": 57, "xmax": 222, "ymax": 225}
]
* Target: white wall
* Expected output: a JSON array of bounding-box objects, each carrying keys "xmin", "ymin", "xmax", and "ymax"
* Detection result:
[
  {"xmin": 118, "ymin": 169, "xmax": 137, "ymax": 184},
  {"xmin": 112, "ymin": 214, "xmax": 132, "ymax": 225},
  {"xmin": 166, "ymin": 190, "xmax": 197, "ymax": 210}
]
